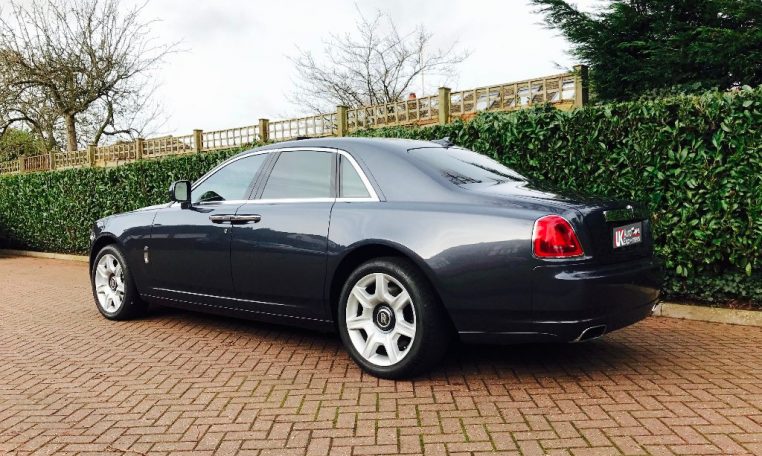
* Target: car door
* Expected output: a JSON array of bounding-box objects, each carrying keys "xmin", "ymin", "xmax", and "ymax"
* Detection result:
[
  {"xmin": 147, "ymin": 152, "xmax": 269, "ymax": 303},
  {"xmin": 229, "ymin": 149, "xmax": 336, "ymax": 319}
]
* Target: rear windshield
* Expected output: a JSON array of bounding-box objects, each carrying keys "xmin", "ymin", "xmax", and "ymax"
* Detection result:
[{"xmin": 409, "ymin": 147, "xmax": 526, "ymax": 186}]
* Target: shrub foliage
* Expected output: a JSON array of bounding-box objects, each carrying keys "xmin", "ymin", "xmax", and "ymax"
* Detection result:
[
  {"xmin": 0, "ymin": 148, "xmax": 241, "ymax": 254},
  {"xmin": 355, "ymin": 88, "xmax": 762, "ymax": 304},
  {"xmin": 530, "ymin": 0, "xmax": 762, "ymax": 101},
  {"xmin": 0, "ymin": 89, "xmax": 760, "ymax": 304}
]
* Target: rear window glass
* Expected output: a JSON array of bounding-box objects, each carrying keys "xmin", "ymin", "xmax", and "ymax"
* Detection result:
[{"xmin": 410, "ymin": 147, "xmax": 526, "ymax": 185}]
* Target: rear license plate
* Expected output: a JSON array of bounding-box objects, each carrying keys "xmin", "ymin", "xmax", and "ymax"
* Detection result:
[{"xmin": 613, "ymin": 221, "xmax": 643, "ymax": 248}]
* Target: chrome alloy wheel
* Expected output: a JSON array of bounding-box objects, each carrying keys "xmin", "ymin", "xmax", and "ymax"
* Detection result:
[
  {"xmin": 94, "ymin": 253, "xmax": 125, "ymax": 314},
  {"xmin": 345, "ymin": 273, "xmax": 417, "ymax": 367}
]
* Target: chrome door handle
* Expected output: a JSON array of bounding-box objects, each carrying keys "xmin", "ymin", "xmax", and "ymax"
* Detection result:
[
  {"xmin": 209, "ymin": 214, "xmax": 233, "ymax": 223},
  {"xmin": 230, "ymin": 214, "xmax": 262, "ymax": 224}
]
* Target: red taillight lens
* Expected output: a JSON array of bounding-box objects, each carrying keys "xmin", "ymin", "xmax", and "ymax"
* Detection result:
[{"xmin": 532, "ymin": 215, "xmax": 584, "ymax": 258}]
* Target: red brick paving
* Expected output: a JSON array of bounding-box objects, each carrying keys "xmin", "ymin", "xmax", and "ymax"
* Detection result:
[{"xmin": 0, "ymin": 255, "xmax": 761, "ymax": 456}]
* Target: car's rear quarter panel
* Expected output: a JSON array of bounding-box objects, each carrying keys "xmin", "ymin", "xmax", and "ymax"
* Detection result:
[{"xmin": 328, "ymin": 201, "xmax": 545, "ymax": 333}]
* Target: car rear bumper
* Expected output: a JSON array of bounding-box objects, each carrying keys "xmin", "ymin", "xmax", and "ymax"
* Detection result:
[{"xmin": 458, "ymin": 256, "xmax": 662, "ymax": 344}]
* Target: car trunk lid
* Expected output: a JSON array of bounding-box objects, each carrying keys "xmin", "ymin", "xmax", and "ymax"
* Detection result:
[{"xmin": 468, "ymin": 181, "xmax": 654, "ymax": 263}]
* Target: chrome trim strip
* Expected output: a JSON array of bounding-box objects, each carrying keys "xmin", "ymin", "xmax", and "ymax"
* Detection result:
[
  {"xmin": 572, "ymin": 324, "xmax": 607, "ymax": 343},
  {"xmin": 144, "ymin": 293, "xmax": 331, "ymax": 323},
  {"xmin": 231, "ymin": 214, "xmax": 262, "ymax": 223},
  {"xmin": 153, "ymin": 287, "xmax": 295, "ymax": 307},
  {"xmin": 191, "ymin": 147, "xmax": 379, "ymax": 204},
  {"xmin": 335, "ymin": 149, "xmax": 379, "ymax": 201},
  {"xmin": 188, "ymin": 146, "xmax": 379, "ymax": 205},
  {"xmin": 247, "ymin": 197, "xmax": 334, "ymax": 204},
  {"xmin": 193, "ymin": 196, "xmax": 377, "ymax": 207},
  {"xmin": 195, "ymin": 200, "xmax": 251, "ymax": 206},
  {"xmin": 209, "ymin": 214, "xmax": 234, "ymax": 223},
  {"xmin": 603, "ymin": 205, "xmax": 648, "ymax": 223}
]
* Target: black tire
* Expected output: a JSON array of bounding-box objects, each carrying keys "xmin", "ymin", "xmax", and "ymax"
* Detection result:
[
  {"xmin": 337, "ymin": 256, "xmax": 451, "ymax": 379},
  {"xmin": 91, "ymin": 244, "xmax": 147, "ymax": 320}
]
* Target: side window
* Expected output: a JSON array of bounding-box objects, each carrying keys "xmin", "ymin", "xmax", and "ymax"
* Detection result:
[
  {"xmin": 340, "ymin": 155, "xmax": 370, "ymax": 198},
  {"xmin": 193, "ymin": 154, "xmax": 267, "ymax": 203},
  {"xmin": 261, "ymin": 151, "xmax": 333, "ymax": 199}
]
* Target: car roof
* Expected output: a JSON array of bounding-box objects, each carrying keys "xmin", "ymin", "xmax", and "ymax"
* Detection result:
[{"xmin": 242, "ymin": 136, "xmax": 440, "ymax": 155}]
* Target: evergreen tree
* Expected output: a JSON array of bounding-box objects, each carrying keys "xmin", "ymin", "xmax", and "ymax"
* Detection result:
[{"xmin": 532, "ymin": 0, "xmax": 762, "ymax": 101}]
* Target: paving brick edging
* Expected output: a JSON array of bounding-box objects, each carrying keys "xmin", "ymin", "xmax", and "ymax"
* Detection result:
[
  {"xmin": 654, "ymin": 301, "xmax": 762, "ymax": 327},
  {"xmin": 2, "ymin": 248, "xmax": 760, "ymax": 327},
  {"xmin": 0, "ymin": 248, "xmax": 88, "ymax": 262}
]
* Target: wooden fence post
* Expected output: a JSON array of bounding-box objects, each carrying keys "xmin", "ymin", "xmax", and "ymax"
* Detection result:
[
  {"xmin": 193, "ymin": 129, "xmax": 203, "ymax": 153},
  {"xmin": 17, "ymin": 156, "xmax": 25, "ymax": 173},
  {"xmin": 88, "ymin": 144, "xmax": 96, "ymax": 167},
  {"xmin": 336, "ymin": 106, "xmax": 348, "ymax": 137},
  {"xmin": 136, "ymin": 138, "xmax": 144, "ymax": 160},
  {"xmin": 573, "ymin": 64, "xmax": 589, "ymax": 108},
  {"xmin": 438, "ymin": 87, "xmax": 451, "ymax": 125},
  {"xmin": 258, "ymin": 119, "xmax": 269, "ymax": 143},
  {"xmin": 48, "ymin": 151, "xmax": 56, "ymax": 171}
]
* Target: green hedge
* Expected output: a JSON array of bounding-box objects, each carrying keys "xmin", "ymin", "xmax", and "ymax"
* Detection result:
[
  {"xmin": 354, "ymin": 88, "xmax": 762, "ymax": 305},
  {"xmin": 0, "ymin": 148, "xmax": 243, "ymax": 254},
  {"xmin": 1, "ymin": 88, "xmax": 760, "ymax": 305}
]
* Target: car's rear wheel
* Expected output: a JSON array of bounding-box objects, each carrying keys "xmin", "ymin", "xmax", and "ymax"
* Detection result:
[
  {"xmin": 338, "ymin": 257, "xmax": 450, "ymax": 379},
  {"xmin": 91, "ymin": 245, "xmax": 147, "ymax": 320}
]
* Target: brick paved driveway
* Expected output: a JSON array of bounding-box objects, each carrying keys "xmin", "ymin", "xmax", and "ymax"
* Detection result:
[{"xmin": 1, "ymin": 255, "xmax": 761, "ymax": 456}]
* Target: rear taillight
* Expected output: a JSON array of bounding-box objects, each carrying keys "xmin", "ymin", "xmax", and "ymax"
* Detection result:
[{"xmin": 532, "ymin": 215, "xmax": 584, "ymax": 258}]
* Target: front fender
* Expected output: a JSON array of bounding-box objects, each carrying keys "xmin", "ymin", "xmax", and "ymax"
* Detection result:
[{"xmin": 88, "ymin": 209, "xmax": 158, "ymax": 293}]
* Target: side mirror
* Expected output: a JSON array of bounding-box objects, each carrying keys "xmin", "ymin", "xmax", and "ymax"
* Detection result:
[{"xmin": 169, "ymin": 180, "xmax": 191, "ymax": 208}]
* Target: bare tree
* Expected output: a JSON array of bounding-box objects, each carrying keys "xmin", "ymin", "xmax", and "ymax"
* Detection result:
[
  {"xmin": 78, "ymin": 84, "xmax": 167, "ymax": 146},
  {"xmin": 0, "ymin": 69, "xmax": 60, "ymax": 150},
  {"xmin": 289, "ymin": 9, "xmax": 469, "ymax": 112},
  {"xmin": 0, "ymin": 0, "xmax": 173, "ymax": 152}
]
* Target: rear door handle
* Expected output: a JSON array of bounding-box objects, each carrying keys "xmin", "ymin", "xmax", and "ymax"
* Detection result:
[
  {"xmin": 209, "ymin": 214, "xmax": 234, "ymax": 223},
  {"xmin": 230, "ymin": 214, "xmax": 261, "ymax": 224}
]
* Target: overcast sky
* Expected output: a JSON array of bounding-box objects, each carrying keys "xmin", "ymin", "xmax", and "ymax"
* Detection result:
[{"xmin": 137, "ymin": 0, "xmax": 602, "ymax": 136}]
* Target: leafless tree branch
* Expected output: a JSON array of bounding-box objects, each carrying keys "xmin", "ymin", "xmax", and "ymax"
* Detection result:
[
  {"xmin": 0, "ymin": 0, "xmax": 175, "ymax": 152},
  {"xmin": 288, "ymin": 8, "xmax": 469, "ymax": 113}
]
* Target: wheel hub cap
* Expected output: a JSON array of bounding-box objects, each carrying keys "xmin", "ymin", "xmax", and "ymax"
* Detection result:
[
  {"xmin": 108, "ymin": 276, "xmax": 117, "ymax": 290},
  {"xmin": 374, "ymin": 306, "xmax": 395, "ymax": 331}
]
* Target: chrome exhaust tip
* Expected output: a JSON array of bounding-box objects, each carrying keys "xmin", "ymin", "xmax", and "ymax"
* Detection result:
[{"xmin": 574, "ymin": 324, "xmax": 607, "ymax": 342}]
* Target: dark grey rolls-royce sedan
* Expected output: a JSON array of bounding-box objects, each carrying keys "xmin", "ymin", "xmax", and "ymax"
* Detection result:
[{"xmin": 89, "ymin": 137, "xmax": 661, "ymax": 378}]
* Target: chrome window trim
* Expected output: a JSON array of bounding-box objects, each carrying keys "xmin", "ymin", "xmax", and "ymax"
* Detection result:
[
  {"xmin": 187, "ymin": 146, "xmax": 379, "ymax": 206},
  {"xmin": 334, "ymin": 150, "xmax": 378, "ymax": 201},
  {"xmin": 153, "ymin": 287, "xmax": 295, "ymax": 307}
]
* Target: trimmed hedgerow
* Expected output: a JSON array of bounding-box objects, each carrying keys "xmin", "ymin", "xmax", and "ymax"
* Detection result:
[
  {"xmin": 0, "ymin": 148, "xmax": 243, "ymax": 254},
  {"xmin": 1, "ymin": 88, "xmax": 760, "ymax": 305},
  {"xmin": 353, "ymin": 88, "xmax": 762, "ymax": 305}
]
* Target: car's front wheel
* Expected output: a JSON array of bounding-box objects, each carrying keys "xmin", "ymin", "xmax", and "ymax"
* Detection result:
[
  {"xmin": 338, "ymin": 257, "xmax": 451, "ymax": 379},
  {"xmin": 91, "ymin": 244, "xmax": 147, "ymax": 320}
]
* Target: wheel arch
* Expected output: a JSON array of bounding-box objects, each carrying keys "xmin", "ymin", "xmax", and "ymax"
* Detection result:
[
  {"xmin": 327, "ymin": 241, "xmax": 450, "ymax": 327},
  {"xmin": 89, "ymin": 234, "xmax": 120, "ymax": 271}
]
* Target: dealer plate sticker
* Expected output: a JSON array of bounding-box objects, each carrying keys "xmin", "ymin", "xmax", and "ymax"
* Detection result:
[{"xmin": 613, "ymin": 221, "xmax": 642, "ymax": 248}]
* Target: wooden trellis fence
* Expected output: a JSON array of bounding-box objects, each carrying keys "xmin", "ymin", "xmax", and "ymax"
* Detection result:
[{"xmin": 1, "ymin": 66, "xmax": 588, "ymax": 175}]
